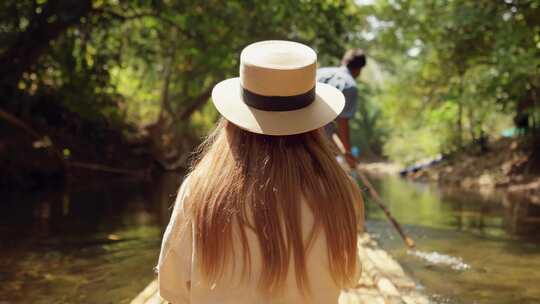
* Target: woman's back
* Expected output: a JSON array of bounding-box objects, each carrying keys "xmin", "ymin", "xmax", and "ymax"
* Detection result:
[
  {"xmin": 159, "ymin": 178, "xmax": 357, "ymax": 303},
  {"xmin": 157, "ymin": 40, "xmax": 364, "ymax": 303},
  {"xmin": 158, "ymin": 120, "xmax": 363, "ymax": 303}
]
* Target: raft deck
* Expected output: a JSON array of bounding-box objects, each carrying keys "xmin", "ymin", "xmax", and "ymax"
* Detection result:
[{"xmin": 131, "ymin": 234, "xmax": 428, "ymax": 304}]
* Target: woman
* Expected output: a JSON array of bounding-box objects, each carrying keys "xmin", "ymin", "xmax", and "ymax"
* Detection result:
[{"xmin": 157, "ymin": 40, "xmax": 364, "ymax": 303}]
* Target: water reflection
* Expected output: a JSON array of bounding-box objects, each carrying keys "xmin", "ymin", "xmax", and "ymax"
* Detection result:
[
  {"xmin": 503, "ymin": 194, "xmax": 540, "ymax": 236},
  {"xmin": 366, "ymin": 176, "xmax": 540, "ymax": 241},
  {"xmin": 364, "ymin": 175, "xmax": 540, "ymax": 304},
  {"xmin": 1, "ymin": 173, "xmax": 539, "ymax": 303},
  {"xmin": 0, "ymin": 173, "xmax": 183, "ymax": 304}
]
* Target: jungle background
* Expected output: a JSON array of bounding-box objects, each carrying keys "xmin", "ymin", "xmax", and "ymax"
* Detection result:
[
  {"xmin": 1, "ymin": 0, "xmax": 539, "ymax": 191},
  {"xmin": 2, "ymin": 1, "xmax": 540, "ymax": 303}
]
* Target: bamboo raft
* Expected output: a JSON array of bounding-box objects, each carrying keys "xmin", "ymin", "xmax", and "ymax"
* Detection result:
[{"xmin": 130, "ymin": 234, "xmax": 429, "ymax": 304}]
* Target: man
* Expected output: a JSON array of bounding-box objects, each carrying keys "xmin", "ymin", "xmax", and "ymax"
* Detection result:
[{"xmin": 317, "ymin": 49, "xmax": 367, "ymax": 167}]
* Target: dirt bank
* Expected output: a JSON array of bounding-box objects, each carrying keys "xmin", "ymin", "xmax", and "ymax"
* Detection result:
[{"xmin": 402, "ymin": 137, "xmax": 540, "ymax": 205}]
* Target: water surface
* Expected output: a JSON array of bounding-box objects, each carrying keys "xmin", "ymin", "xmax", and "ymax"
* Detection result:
[
  {"xmin": 1, "ymin": 173, "xmax": 539, "ymax": 303},
  {"xmin": 365, "ymin": 176, "xmax": 540, "ymax": 304},
  {"xmin": 0, "ymin": 174, "xmax": 182, "ymax": 304}
]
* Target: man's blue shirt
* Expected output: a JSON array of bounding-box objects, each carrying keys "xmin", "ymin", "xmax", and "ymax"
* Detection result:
[{"xmin": 317, "ymin": 66, "xmax": 358, "ymax": 119}]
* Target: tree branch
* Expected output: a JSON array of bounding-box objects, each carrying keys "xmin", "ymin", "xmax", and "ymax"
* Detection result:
[
  {"xmin": 91, "ymin": 8, "xmax": 196, "ymax": 40},
  {"xmin": 178, "ymin": 85, "xmax": 217, "ymax": 120}
]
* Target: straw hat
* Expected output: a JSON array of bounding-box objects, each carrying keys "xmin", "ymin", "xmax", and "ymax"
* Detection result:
[{"xmin": 211, "ymin": 40, "xmax": 345, "ymax": 136}]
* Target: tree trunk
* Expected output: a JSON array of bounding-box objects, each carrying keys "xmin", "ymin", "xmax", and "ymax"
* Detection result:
[
  {"xmin": 456, "ymin": 100, "xmax": 463, "ymax": 148},
  {"xmin": 467, "ymin": 106, "xmax": 476, "ymax": 142},
  {"xmin": 455, "ymin": 73, "xmax": 465, "ymax": 149},
  {"xmin": 532, "ymin": 86, "xmax": 539, "ymax": 131},
  {"xmin": 157, "ymin": 51, "xmax": 176, "ymax": 127}
]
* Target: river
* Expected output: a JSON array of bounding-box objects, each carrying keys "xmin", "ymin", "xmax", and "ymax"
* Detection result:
[{"xmin": 0, "ymin": 173, "xmax": 539, "ymax": 303}]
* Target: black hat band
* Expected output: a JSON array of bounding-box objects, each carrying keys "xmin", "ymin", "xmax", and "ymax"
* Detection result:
[{"xmin": 241, "ymin": 86, "xmax": 316, "ymax": 112}]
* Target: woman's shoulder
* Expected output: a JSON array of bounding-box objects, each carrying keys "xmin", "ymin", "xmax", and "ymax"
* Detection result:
[
  {"xmin": 168, "ymin": 174, "xmax": 194, "ymax": 222},
  {"xmin": 178, "ymin": 174, "xmax": 192, "ymax": 198}
]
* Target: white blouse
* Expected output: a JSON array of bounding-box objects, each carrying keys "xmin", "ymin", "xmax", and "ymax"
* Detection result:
[{"xmin": 157, "ymin": 179, "xmax": 360, "ymax": 303}]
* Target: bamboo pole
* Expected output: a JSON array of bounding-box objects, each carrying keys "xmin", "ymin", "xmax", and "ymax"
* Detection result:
[{"xmin": 331, "ymin": 134, "xmax": 415, "ymax": 249}]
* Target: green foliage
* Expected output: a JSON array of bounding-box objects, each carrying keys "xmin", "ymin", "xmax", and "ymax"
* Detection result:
[
  {"xmin": 350, "ymin": 82, "xmax": 385, "ymax": 156},
  {"xmin": 1, "ymin": 0, "xmax": 363, "ymax": 138},
  {"xmin": 362, "ymin": 0, "xmax": 540, "ymax": 163},
  {"xmin": 108, "ymin": 0, "xmax": 364, "ymax": 132},
  {"xmin": 5, "ymin": 0, "xmax": 538, "ymax": 165}
]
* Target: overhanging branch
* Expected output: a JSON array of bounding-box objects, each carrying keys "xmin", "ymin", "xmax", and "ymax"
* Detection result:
[{"xmin": 178, "ymin": 85, "xmax": 216, "ymax": 120}]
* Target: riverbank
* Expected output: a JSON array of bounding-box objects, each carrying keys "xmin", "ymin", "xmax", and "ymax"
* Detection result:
[
  {"xmin": 364, "ymin": 137, "xmax": 540, "ymax": 205},
  {"xmin": 131, "ymin": 233, "xmax": 429, "ymax": 304},
  {"xmin": 0, "ymin": 101, "xmax": 196, "ymax": 191}
]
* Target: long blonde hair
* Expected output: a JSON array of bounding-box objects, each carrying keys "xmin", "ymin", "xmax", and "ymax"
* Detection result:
[{"xmin": 182, "ymin": 118, "xmax": 363, "ymax": 293}]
